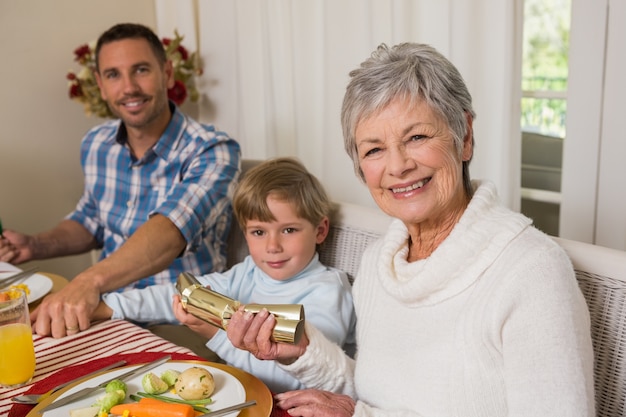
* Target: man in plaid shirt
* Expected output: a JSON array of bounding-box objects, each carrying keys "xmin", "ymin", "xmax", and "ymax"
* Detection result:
[{"xmin": 0, "ymin": 23, "xmax": 240, "ymax": 340}]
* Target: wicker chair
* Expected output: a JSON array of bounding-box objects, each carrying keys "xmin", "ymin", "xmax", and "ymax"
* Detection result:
[{"xmin": 553, "ymin": 237, "xmax": 626, "ymax": 417}]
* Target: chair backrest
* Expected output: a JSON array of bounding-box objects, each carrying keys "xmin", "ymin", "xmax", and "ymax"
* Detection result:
[
  {"xmin": 552, "ymin": 236, "xmax": 626, "ymax": 417},
  {"xmin": 319, "ymin": 202, "xmax": 392, "ymax": 283}
]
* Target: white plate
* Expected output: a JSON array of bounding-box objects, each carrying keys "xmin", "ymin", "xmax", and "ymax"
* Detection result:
[
  {"xmin": 42, "ymin": 361, "xmax": 247, "ymax": 416},
  {"xmin": 0, "ymin": 263, "xmax": 53, "ymax": 304},
  {"xmin": 23, "ymin": 273, "xmax": 53, "ymax": 304}
]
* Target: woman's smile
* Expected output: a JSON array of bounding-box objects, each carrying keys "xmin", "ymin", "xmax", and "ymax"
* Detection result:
[{"xmin": 390, "ymin": 177, "xmax": 432, "ymax": 195}]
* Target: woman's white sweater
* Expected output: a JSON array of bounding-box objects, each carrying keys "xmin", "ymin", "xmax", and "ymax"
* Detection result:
[{"xmin": 282, "ymin": 181, "xmax": 595, "ymax": 417}]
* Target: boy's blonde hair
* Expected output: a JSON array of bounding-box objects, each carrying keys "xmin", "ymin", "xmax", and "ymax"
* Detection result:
[{"xmin": 233, "ymin": 157, "xmax": 331, "ymax": 229}]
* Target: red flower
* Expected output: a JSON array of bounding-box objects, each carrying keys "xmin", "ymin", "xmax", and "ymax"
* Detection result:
[
  {"xmin": 68, "ymin": 83, "xmax": 83, "ymax": 99},
  {"xmin": 73, "ymin": 44, "xmax": 91, "ymax": 62},
  {"xmin": 177, "ymin": 45, "xmax": 189, "ymax": 60},
  {"xmin": 162, "ymin": 37, "xmax": 188, "ymax": 60},
  {"xmin": 168, "ymin": 80, "xmax": 187, "ymax": 105},
  {"xmin": 66, "ymin": 72, "xmax": 77, "ymax": 81}
]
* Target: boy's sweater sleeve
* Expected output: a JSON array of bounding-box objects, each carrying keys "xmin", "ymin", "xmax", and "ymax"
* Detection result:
[{"xmin": 102, "ymin": 283, "xmax": 178, "ymax": 322}]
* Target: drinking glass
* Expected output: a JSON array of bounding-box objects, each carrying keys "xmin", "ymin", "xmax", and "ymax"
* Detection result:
[{"xmin": 0, "ymin": 288, "xmax": 36, "ymax": 387}]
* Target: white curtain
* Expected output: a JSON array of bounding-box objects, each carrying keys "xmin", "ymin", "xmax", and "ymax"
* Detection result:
[{"xmin": 155, "ymin": 0, "xmax": 521, "ymax": 209}]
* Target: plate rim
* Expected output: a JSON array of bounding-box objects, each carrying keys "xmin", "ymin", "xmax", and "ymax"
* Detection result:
[
  {"xmin": 24, "ymin": 273, "xmax": 53, "ymax": 304},
  {"xmin": 25, "ymin": 359, "xmax": 273, "ymax": 417}
]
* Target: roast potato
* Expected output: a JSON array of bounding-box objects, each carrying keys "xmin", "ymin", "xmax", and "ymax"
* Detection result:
[{"xmin": 174, "ymin": 367, "xmax": 215, "ymax": 400}]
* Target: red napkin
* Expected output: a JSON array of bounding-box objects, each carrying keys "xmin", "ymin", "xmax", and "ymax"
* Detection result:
[
  {"xmin": 8, "ymin": 352, "xmax": 200, "ymax": 417},
  {"xmin": 271, "ymin": 404, "xmax": 290, "ymax": 417}
]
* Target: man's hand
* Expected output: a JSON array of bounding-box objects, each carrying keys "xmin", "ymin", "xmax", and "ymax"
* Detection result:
[
  {"xmin": 172, "ymin": 294, "xmax": 219, "ymax": 339},
  {"xmin": 274, "ymin": 389, "xmax": 355, "ymax": 417},
  {"xmin": 30, "ymin": 275, "xmax": 101, "ymax": 338},
  {"xmin": 0, "ymin": 230, "xmax": 33, "ymax": 264}
]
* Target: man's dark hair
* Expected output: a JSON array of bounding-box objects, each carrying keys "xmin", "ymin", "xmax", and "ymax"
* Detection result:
[{"xmin": 95, "ymin": 23, "xmax": 166, "ymax": 72}]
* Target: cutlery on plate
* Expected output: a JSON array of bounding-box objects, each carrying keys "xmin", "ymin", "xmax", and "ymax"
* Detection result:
[
  {"xmin": 0, "ymin": 266, "xmax": 39, "ymax": 287},
  {"xmin": 11, "ymin": 360, "xmax": 127, "ymax": 405},
  {"xmin": 39, "ymin": 354, "xmax": 172, "ymax": 412},
  {"xmin": 198, "ymin": 400, "xmax": 257, "ymax": 417}
]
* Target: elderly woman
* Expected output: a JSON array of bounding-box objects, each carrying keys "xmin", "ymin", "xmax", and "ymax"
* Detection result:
[{"xmin": 226, "ymin": 43, "xmax": 595, "ymax": 416}]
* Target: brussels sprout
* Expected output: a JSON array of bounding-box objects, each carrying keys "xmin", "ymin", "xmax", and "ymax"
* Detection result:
[
  {"xmin": 104, "ymin": 379, "xmax": 127, "ymax": 395},
  {"xmin": 161, "ymin": 369, "xmax": 181, "ymax": 387},
  {"xmin": 94, "ymin": 380, "xmax": 126, "ymax": 413},
  {"xmin": 142, "ymin": 371, "xmax": 169, "ymax": 394},
  {"xmin": 174, "ymin": 367, "xmax": 215, "ymax": 400}
]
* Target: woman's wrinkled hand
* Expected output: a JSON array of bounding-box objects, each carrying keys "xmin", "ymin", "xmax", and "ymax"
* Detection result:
[
  {"xmin": 226, "ymin": 306, "xmax": 308, "ymax": 364},
  {"xmin": 274, "ymin": 389, "xmax": 355, "ymax": 417}
]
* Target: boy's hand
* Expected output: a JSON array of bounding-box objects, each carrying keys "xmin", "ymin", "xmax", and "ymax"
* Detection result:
[
  {"xmin": 172, "ymin": 294, "xmax": 219, "ymax": 339},
  {"xmin": 91, "ymin": 300, "xmax": 114, "ymax": 321}
]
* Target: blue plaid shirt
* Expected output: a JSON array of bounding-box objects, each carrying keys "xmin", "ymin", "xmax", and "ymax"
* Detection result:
[{"xmin": 67, "ymin": 103, "xmax": 241, "ymax": 291}]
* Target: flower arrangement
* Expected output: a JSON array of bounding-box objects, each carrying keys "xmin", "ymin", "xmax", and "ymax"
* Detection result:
[{"xmin": 66, "ymin": 30, "xmax": 202, "ymax": 118}]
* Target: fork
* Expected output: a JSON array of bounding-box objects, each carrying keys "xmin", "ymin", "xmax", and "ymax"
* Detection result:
[
  {"xmin": 11, "ymin": 360, "xmax": 127, "ymax": 405},
  {"xmin": 0, "ymin": 266, "xmax": 39, "ymax": 287}
]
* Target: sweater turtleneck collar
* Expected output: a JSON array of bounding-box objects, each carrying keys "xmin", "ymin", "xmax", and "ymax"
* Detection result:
[{"xmin": 376, "ymin": 180, "xmax": 532, "ymax": 306}]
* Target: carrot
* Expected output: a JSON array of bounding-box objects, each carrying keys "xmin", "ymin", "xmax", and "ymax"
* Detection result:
[
  {"xmin": 110, "ymin": 397, "xmax": 198, "ymax": 417},
  {"xmin": 138, "ymin": 398, "xmax": 204, "ymax": 415}
]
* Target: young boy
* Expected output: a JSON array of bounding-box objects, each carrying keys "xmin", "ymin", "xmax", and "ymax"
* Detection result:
[{"xmin": 94, "ymin": 157, "xmax": 355, "ymax": 393}]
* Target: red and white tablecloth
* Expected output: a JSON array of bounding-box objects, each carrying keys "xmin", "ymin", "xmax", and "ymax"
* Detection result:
[{"xmin": 0, "ymin": 319, "xmax": 200, "ymax": 417}]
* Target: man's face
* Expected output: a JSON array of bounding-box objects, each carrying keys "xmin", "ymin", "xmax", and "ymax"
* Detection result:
[{"xmin": 95, "ymin": 38, "xmax": 173, "ymax": 130}]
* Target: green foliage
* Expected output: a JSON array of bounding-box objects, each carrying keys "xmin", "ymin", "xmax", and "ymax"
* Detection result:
[
  {"xmin": 522, "ymin": 0, "xmax": 571, "ymax": 82},
  {"xmin": 521, "ymin": 0, "xmax": 571, "ymax": 137}
]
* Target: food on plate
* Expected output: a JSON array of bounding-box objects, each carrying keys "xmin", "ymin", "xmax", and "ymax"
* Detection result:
[
  {"xmin": 68, "ymin": 406, "xmax": 100, "ymax": 417},
  {"xmin": 110, "ymin": 397, "xmax": 196, "ymax": 417},
  {"xmin": 0, "ymin": 284, "xmax": 30, "ymax": 301},
  {"xmin": 174, "ymin": 367, "xmax": 215, "ymax": 400},
  {"xmin": 141, "ymin": 368, "xmax": 182, "ymax": 394},
  {"xmin": 142, "ymin": 371, "xmax": 169, "ymax": 394},
  {"xmin": 94, "ymin": 379, "xmax": 127, "ymax": 414},
  {"xmin": 160, "ymin": 369, "xmax": 181, "ymax": 387},
  {"xmin": 133, "ymin": 391, "xmax": 213, "ymax": 413},
  {"xmin": 11, "ymin": 283, "xmax": 30, "ymax": 295}
]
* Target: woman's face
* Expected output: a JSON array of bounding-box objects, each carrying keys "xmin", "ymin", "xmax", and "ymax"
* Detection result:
[{"xmin": 355, "ymin": 97, "xmax": 473, "ymax": 228}]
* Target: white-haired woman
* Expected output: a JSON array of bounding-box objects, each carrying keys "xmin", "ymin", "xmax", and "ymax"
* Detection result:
[{"xmin": 226, "ymin": 43, "xmax": 595, "ymax": 417}]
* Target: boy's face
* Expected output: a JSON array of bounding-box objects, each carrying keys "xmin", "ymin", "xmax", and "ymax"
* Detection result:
[{"xmin": 244, "ymin": 196, "xmax": 329, "ymax": 281}]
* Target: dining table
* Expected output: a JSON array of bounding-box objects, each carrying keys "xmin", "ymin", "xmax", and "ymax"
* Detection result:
[{"xmin": 1, "ymin": 272, "xmax": 281, "ymax": 417}]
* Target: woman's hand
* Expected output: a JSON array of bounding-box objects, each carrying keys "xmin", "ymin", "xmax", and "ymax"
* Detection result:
[
  {"xmin": 226, "ymin": 306, "xmax": 308, "ymax": 364},
  {"xmin": 172, "ymin": 294, "xmax": 219, "ymax": 339},
  {"xmin": 274, "ymin": 389, "xmax": 355, "ymax": 417}
]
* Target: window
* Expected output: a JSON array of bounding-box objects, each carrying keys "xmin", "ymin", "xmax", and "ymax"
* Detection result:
[{"xmin": 520, "ymin": 0, "xmax": 571, "ymax": 236}]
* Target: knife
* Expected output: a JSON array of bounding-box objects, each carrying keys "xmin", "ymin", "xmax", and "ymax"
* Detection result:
[
  {"xmin": 12, "ymin": 360, "xmax": 127, "ymax": 404},
  {"xmin": 198, "ymin": 400, "xmax": 257, "ymax": 417},
  {"xmin": 40, "ymin": 354, "xmax": 172, "ymax": 412}
]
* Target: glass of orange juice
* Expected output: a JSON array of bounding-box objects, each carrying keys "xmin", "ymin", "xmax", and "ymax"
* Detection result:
[{"xmin": 0, "ymin": 288, "xmax": 36, "ymax": 387}]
